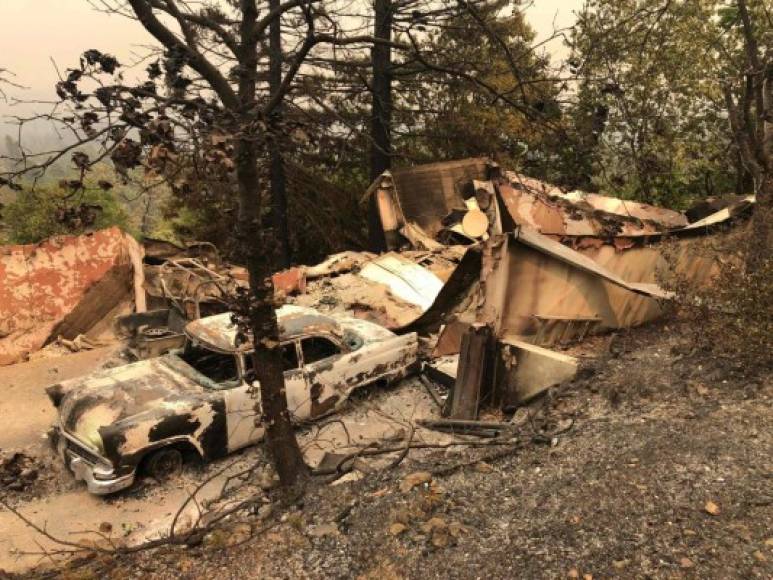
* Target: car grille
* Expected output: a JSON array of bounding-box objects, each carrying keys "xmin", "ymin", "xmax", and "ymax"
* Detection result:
[{"xmin": 65, "ymin": 437, "xmax": 103, "ymax": 465}]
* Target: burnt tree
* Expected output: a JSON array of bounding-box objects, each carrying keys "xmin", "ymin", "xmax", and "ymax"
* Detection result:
[
  {"xmin": 269, "ymin": 0, "xmax": 291, "ymax": 269},
  {"xmin": 370, "ymin": 0, "xmax": 393, "ymax": 181},
  {"xmin": 131, "ymin": 0, "xmax": 309, "ymax": 490}
]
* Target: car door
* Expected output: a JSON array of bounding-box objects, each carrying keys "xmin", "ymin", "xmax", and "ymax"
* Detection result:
[
  {"xmin": 274, "ymin": 340, "xmax": 310, "ymax": 422},
  {"xmin": 297, "ymin": 334, "xmax": 365, "ymax": 420},
  {"xmin": 222, "ymin": 352, "xmax": 262, "ymax": 454},
  {"xmin": 224, "ymin": 342, "xmax": 306, "ymax": 452},
  {"xmin": 300, "ymin": 331, "xmax": 417, "ymax": 420}
]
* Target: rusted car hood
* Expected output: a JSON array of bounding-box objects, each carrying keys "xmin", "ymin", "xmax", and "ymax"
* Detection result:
[{"xmin": 49, "ymin": 356, "xmax": 204, "ymax": 451}]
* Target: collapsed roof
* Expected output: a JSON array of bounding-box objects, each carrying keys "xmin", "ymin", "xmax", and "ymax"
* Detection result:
[
  {"xmin": 361, "ymin": 157, "xmax": 755, "ymax": 410},
  {"xmin": 369, "ymin": 157, "xmax": 755, "ymax": 252}
]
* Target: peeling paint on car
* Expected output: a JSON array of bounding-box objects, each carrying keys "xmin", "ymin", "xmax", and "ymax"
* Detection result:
[{"xmin": 48, "ymin": 306, "xmax": 419, "ymax": 494}]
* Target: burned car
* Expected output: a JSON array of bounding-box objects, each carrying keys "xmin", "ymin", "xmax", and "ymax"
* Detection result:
[{"xmin": 47, "ymin": 305, "xmax": 418, "ymax": 495}]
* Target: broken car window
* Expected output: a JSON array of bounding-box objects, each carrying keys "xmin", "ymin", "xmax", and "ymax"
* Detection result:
[
  {"xmin": 244, "ymin": 342, "xmax": 300, "ymax": 378},
  {"xmin": 281, "ymin": 342, "xmax": 300, "ymax": 371},
  {"xmin": 181, "ymin": 342, "xmax": 238, "ymax": 385},
  {"xmin": 301, "ymin": 336, "xmax": 340, "ymax": 365}
]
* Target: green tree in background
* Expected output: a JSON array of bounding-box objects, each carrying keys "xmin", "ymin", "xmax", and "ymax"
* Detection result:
[
  {"xmin": 2, "ymin": 184, "xmax": 131, "ymax": 244},
  {"xmin": 568, "ymin": 0, "xmax": 739, "ymax": 206},
  {"xmin": 401, "ymin": 0, "xmax": 560, "ymax": 167}
]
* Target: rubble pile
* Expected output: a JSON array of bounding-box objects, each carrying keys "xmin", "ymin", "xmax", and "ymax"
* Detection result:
[
  {"xmin": 282, "ymin": 248, "xmax": 465, "ymax": 329},
  {"xmin": 364, "ymin": 157, "xmax": 756, "ymax": 421},
  {"xmin": 0, "ymin": 156, "xmax": 755, "ymax": 428},
  {"xmin": 0, "ymin": 451, "xmax": 38, "ymax": 492}
]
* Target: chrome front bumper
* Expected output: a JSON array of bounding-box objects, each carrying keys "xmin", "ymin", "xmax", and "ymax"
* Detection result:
[
  {"xmin": 68, "ymin": 456, "xmax": 135, "ymax": 495},
  {"xmin": 53, "ymin": 428, "xmax": 135, "ymax": 495}
]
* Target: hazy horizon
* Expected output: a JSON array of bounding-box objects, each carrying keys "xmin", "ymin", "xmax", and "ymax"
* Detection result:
[{"xmin": 0, "ymin": 0, "xmax": 582, "ymax": 143}]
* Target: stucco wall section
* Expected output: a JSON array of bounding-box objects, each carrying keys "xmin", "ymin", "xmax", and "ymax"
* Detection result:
[{"xmin": 0, "ymin": 227, "xmax": 144, "ymax": 365}]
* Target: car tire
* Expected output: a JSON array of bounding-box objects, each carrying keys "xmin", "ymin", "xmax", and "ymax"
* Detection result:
[{"xmin": 144, "ymin": 447, "xmax": 184, "ymax": 482}]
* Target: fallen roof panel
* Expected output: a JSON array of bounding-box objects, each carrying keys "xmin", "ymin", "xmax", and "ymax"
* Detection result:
[
  {"xmin": 515, "ymin": 227, "xmax": 672, "ymax": 299},
  {"xmin": 679, "ymin": 195, "xmax": 755, "ymax": 230},
  {"xmin": 358, "ymin": 253, "xmax": 445, "ymax": 311}
]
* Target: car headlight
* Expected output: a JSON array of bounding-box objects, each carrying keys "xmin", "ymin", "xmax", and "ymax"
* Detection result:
[{"xmin": 92, "ymin": 463, "xmax": 117, "ymax": 480}]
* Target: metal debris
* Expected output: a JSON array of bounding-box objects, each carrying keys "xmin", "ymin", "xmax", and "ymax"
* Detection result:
[{"xmin": 446, "ymin": 324, "xmax": 493, "ymax": 420}]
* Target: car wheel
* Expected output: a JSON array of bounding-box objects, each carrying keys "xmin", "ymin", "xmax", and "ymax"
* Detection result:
[{"xmin": 144, "ymin": 447, "xmax": 183, "ymax": 482}]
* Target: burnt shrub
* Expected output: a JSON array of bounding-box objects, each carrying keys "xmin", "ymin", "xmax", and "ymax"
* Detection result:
[{"xmin": 658, "ymin": 222, "xmax": 772, "ymax": 377}]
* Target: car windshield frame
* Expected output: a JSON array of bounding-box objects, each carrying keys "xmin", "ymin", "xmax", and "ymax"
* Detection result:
[{"xmin": 178, "ymin": 339, "xmax": 244, "ymax": 390}]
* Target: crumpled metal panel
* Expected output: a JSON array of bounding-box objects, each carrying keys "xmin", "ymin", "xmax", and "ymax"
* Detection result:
[
  {"xmin": 0, "ymin": 227, "xmax": 144, "ymax": 365},
  {"xmin": 515, "ymin": 227, "xmax": 671, "ymax": 299},
  {"xmin": 500, "ymin": 172, "xmax": 686, "ymax": 237},
  {"xmin": 679, "ymin": 194, "xmax": 755, "ymax": 230},
  {"xmin": 552, "ymin": 189, "xmax": 688, "ymax": 229},
  {"xmin": 475, "ymin": 230, "xmax": 669, "ymax": 337},
  {"xmin": 359, "ymin": 253, "xmax": 445, "ymax": 311}
]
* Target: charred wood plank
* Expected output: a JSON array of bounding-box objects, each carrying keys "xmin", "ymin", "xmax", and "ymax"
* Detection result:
[{"xmin": 446, "ymin": 323, "xmax": 492, "ymax": 420}]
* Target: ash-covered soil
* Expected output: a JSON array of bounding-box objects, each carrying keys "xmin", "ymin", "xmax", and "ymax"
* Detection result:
[{"xmin": 26, "ymin": 323, "xmax": 773, "ymax": 579}]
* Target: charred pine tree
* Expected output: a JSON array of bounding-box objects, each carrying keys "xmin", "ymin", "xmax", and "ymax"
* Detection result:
[
  {"xmin": 269, "ymin": 0, "xmax": 292, "ymax": 270},
  {"xmin": 365, "ymin": 0, "xmax": 394, "ymax": 251},
  {"xmin": 370, "ymin": 0, "xmax": 393, "ymax": 181},
  {"xmin": 232, "ymin": 0, "xmax": 307, "ymax": 489}
]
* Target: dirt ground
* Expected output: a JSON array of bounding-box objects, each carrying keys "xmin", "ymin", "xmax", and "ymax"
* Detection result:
[
  {"xmin": 8, "ymin": 321, "xmax": 766, "ymax": 580},
  {"xmin": 0, "ymin": 346, "xmax": 122, "ymax": 451}
]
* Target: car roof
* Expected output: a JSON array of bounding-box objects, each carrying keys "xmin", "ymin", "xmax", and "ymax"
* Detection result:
[{"xmin": 184, "ymin": 304, "xmax": 393, "ymax": 354}]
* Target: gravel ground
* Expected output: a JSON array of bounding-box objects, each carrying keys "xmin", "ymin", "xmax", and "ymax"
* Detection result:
[{"xmin": 24, "ymin": 322, "xmax": 773, "ymax": 579}]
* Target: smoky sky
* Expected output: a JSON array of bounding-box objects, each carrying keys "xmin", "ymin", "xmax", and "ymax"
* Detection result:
[{"xmin": 0, "ymin": 0, "xmax": 581, "ymax": 139}]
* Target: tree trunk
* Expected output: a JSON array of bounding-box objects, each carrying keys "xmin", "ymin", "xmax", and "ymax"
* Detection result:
[
  {"xmin": 269, "ymin": 0, "xmax": 291, "ymax": 269},
  {"xmin": 235, "ymin": 1, "xmax": 306, "ymax": 490},
  {"xmin": 236, "ymin": 137, "xmax": 308, "ymax": 492},
  {"xmin": 370, "ymin": 0, "xmax": 392, "ymax": 181},
  {"xmin": 248, "ymin": 277, "xmax": 309, "ymax": 490},
  {"xmin": 367, "ymin": 0, "xmax": 393, "ymax": 252},
  {"xmin": 734, "ymin": 152, "xmax": 753, "ymax": 194},
  {"xmin": 745, "ymin": 52, "xmax": 772, "ymax": 272}
]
